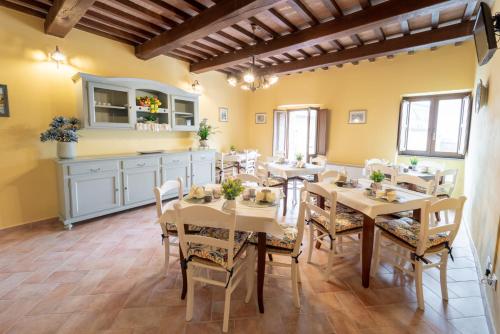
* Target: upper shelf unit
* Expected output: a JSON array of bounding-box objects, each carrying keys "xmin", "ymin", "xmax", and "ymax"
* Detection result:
[{"xmin": 73, "ymin": 73, "xmax": 199, "ymax": 132}]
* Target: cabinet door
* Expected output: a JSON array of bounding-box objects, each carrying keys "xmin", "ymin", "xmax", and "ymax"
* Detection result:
[
  {"xmin": 123, "ymin": 167, "xmax": 160, "ymax": 205},
  {"xmin": 88, "ymin": 82, "xmax": 134, "ymax": 128},
  {"xmin": 162, "ymin": 165, "xmax": 191, "ymax": 197},
  {"xmin": 171, "ymin": 95, "xmax": 198, "ymax": 131},
  {"xmin": 192, "ymin": 161, "xmax": 214, "ymax": 186},
  {"xmin": 70, "ymin": 171, "xmax": 121, "ymax": 217}
]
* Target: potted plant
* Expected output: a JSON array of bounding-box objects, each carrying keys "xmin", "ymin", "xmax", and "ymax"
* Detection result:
[
  {"xmin": 221, "ymin": 178, "xmax": 244, "ymax": 210},
  {"xmin": 409, "ymin": 157, "xmax": 418, "ymax": 170},
  {"xmin": 295, "ymin": 152, "xmax": 304, "ymax": 162},
  {"xmin": 197, "ymin": 119, "xmax": 216, "ymax": 148},
  {"xmin": 40, "ymin": 116, "xmax": 81, "ymax": 159},
  {"xmin": 370, "ymin": 170, "xmax": 385, "ymax": 191},
  {"xmin": 230, "ymin": 145, "xmax": 236, "ymax": 154}
]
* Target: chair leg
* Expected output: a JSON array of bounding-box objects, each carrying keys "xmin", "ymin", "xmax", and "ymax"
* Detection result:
[
  {"xmin": 223, "ymin": 286, "xmax": 232, "ymax": 333},
  {"xmin": 415, "ymin": 261, "xmax": 425, "ymax": 310},
  {"xmin": 297, "ymin": 263, "xmax": 302, "ymax": 283},
  {"xmin": 440, "ymin": 252, "xmax": 449, "ymax": 301},
  {"xmin": 325, "ymin": 239, "xmax": 335, "ymax": 279},
  {"xmin": 164, "ymin": 236, "xmax": 170, "ymax": 276},
  {"xmin": 186, "ymin": 266, "xmax": 195, "ymax": 321},
  {"xmin": 371, "ymin": 229, "xmax": 381, "ymax": 277},
  {"xmin": 307, "ymin": 225, "xmax": 314, "ymax": 263},
  {"xmin": 245, "ymin": 246, "xmax": 255, "ymax": 303},
  {"xmin": 291, "ymin": 261, "xmax": 300, "ymax": 308}
]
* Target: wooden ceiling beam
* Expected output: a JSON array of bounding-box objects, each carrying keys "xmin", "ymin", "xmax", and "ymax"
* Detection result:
[
  {"xmin": 192, "ymin": 40, "xmax": 224, "ymax": 55},
  {"xmin": 321, "ymin": 0, "xmax": 343, "ymax": 18},
  {"xmin": 128, "ymin": 0, "xmax": 191, "ymax": 22},
  {"xmin": 268, "ymin": 8, "xmax": 298, "ymax": 32},
  {"xmin": 231, "ymin": 23, "xmax": 265, "ymax": 42},
  {"xmin": 248, "ymin": 17, "xmax": 279, "ymax": 38},
  {"xmin": 203, "ymin": 36, "xmax": 236, "ymax": 52},
  {"xmin": 256, "ymin": 21, "xmax": 473, "ymax": 76},
  {"xmin": 75, "ymin": 22, "xmax": 137, "ymax": 44},
  {"xmin": 98, "ymin": 0, "xmax": 174, "ymax": 30},
  {"xmin": 217, "ymin": 30, "xmax": 249, "ymax": 47},
  {"xmin": 79, "ymin": 16, "xmax": 146, "ymax": 43},
  {"xmin": 288, "ymin": 0, "xmax": 319, "ymax": 25},
  {"xmin": 182, "ymin": 0, "xmax": 207, "ymax": 13},
  {"xmin": 84, "ymin": 10, "xmax": 155, "ymax": 39},
  {"xmin": 462, "ymin": 1, "xmax": 477, "ymax": 21},
  {"xmin": 0, "ymin": 0, "xmax": 47, "ymax": 17},
  {"xmin": 135, "ymin": 0, "xmax": 286, "ymax": 59},
  {"xmin": 45, "ymin": 0, "xmax": 97, "ymax": 37},
  {"xmin": 359, "ymin": 0, "xmax": 371, "ymax": 9},
  {"xmin": 191, "ymin": 0, "xmax": 464, "ymax": 73}
]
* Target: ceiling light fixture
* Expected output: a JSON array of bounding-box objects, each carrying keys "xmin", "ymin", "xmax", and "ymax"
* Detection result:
[
  {"xmin": 50, "ymin": 46, "xmax": 66, "ymax": 68},
  {"xmin": 191, "ymin": 80, "xmax": 202, "ymax": 93}
]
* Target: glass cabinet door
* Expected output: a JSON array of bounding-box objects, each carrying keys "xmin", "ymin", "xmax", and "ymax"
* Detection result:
[
  {"xmin": 88, "ymin": 82, "xmax": 134, "ymax": 128},
  {"xmin": 172, "ymin": 95, "xmax": 198, "ymax": 131}
]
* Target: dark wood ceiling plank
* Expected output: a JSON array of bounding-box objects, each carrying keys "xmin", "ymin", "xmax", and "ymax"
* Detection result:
[
  {"xmin": 283, "ymin": 52, "xmax": 297, "ymax": 61},
  {"xmin": 135, "ymin": 0, "xmax": 286, "ymax": 59},
  {"xmin": 128, "ymin": 0, "xmax": 191, "ymax": 22},
  {"xmin": 375, "ymin": 27, "xmax": 386, "ymax": 41},
  {"xmin": 192, "ymin": 40, "xmax": 224, "ymax": 55},
  {"xmin": 297, "ymin": 49, "xmax": 311, "ymax": 58},
  {"xmin": 270, "ymin": 55, "xmax": 285, "ymax": 63},
  {"xmin": 314, "ymin": 44, "xmax": 327, "ymax": 54},
  {"xmin": 98, "ymin": 0, "xmax": 174, "ymax": 30},
  {"xmin": 182, "ymin": 45, "xmax": 213, "ymax": 58},
  {"xmin": 330, "ymin": 39, "xmax": 344, "ymax": 50},
  {"xmin": 248, "ymin": 16, "xmax": 280, "ymax": 38},
  {"xmin": 351, "ymin": 33, "xmax": 363, "ymax": 46},
  {"xmin": 231, "ymin": 24, "xmax": 264, "ymax": 42},
  {"xmin": 321, "ymin": 0, "xmax": 343, "ymax": 18},
  {"xmin": 79, "ymin": 16, "xmax": 146, "ymax": 43},
  {"xmin": 203, "ymin": 36, "xmax": 236, "ymax": 51},
  {"xmin": 166, "ymin": 52, "xmax": 194, "ymax": 63},
  {"xmin": 288, "ymin": 0, "xmax": 319, "ymax": 25},
  {"xmin": 257, "ymin": 21, "xmax": 473, "ymax": 76},
  {"xmin": 0, "ymin": 0, "xmax": 48, "ymax": 17},
  {"xmin": 268, "ymin": 8, "xmax": 298, "ymax": 32},
  {"xmin": 169, "ymin": 48, "xmax": 203, "ymax": 61},
  {"xmin": 92, "ymin": 2, "xmax": 164, "ymax": 34},
  {"xmin": 191, "ymin": 0, "xmax": 463, "ymax": 73},
  {"xmin": 75, "ymin": 22, "xmax": 138, "ymax": 45},
  {"xmin": 182, "ymin": 0, "xmax": 206, "ymax": 12},
  {"xmin": 45, "ymin": 0, "xmax": 97, "ymax": 37},
  {"xmin": 217, "ymin": 30, "xmax": 249, "ymax": 47},
  {"xmin": 85, "ymin": 10, "xmax": 155, "ymax": 39},
  {"xmin": 359, "ymin": 0, "xmax": 371, "ymax": 9}
]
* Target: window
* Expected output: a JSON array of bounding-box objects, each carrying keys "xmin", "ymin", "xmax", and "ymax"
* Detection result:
[
  {"xmin": 273, "ymin": 108, "xmax": 327, "ymax": 160},
  {"xmin": 398, "ymin": 93, "xmax": 471, "ymax": 158}
]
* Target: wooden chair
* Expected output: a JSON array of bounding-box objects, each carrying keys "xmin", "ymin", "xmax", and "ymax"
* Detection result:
[
  {"xmin": 434, "ymin": 169, "xmax": 458, "ymax": 198},
  {"xmin": 304, "ymin": 181, "xmax": 364, "ymax": 279},
  {"xmin": 318, "ymin": 169, "xmax": 340, "ymax": 182},
  {"xmin": 246, "ymin": 199, "xmax": 307, "ymax": 308},
  {"xmin": 239, "ymin": 150, "xmax": 258, "ymax": 174},
  {"xmin": 256, "ymin": 161, "xmax": 286, "ymax": 188},
  {"xmin": 372, "ymin": 196, "xmax": 466, "ymax": 310},
  {"xmin": 366, "ymin": 163, "xmax": 397, "ymax": 184},
  {"xmin": 234, "ymin": 173, "xmax": 263, "ymax": 186},
  {"xmin": 299, "ymin": 155, "xmax": 328, "ymax": 182},
  {"xmin": 174, "ymin": 204, "xmax": 251, "ymax": 332},
  {"xmin": 154, "ymin": 178, "xmax": 184, "ymax": 276},
  {"xmin": 216, "ymin": 152, "xmax": 236, "ymax": 183},
  {"xmin": 396, "ymin": 174, "xmax": 435, "ymax": 195}
]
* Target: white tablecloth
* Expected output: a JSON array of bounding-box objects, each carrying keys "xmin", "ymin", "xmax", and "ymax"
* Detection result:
[
  {"xmin": 158, "ymin": 186, "xmax": 284, "ymax": 237},
  {"xmin": 402, "ymin": 170, "xmax": 436, "ymax": 181},
  {"xmin": 317, "ymin": 179, "xmax": 434, "ymax": 219},
  {"xmin": 267, "ymin": 162, "xmax": 325, "ymax": 179}
]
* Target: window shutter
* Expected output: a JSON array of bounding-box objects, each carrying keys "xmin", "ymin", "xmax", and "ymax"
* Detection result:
[
  {"xmin": 316, "ymin": 109, "xmax": 329, "ymax": 155},
  {"xmin": 398, "ymin": 100, "xmax": 409, "ymax": 151}
]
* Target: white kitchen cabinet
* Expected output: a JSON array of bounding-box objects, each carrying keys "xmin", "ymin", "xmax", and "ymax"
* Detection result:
[
  {"xmin": 171, "ymin": 95, "xmax": 198, "ymax": 131},
  {"xmin": 191, "ymin": 151, "xmax": 215, "ymax": 185},
  {"xmin": 87, "ymin": 82, "xmax": 134, "ymax": 129}
]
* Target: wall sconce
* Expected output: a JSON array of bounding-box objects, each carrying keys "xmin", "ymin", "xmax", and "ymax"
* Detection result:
[
  {"xmin": 50, "ymin": 46, "xmax": 66, "ymax": 68},
  {"xmin": 191, "ymin": 80, "xmax": 202, "ymax": 93}
]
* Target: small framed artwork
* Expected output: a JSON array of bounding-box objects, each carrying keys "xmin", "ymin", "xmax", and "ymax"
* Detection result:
[
  {"xmin": 219, "ymin": 107, "xmax": 228, "ymax": 122},
  {"xmin": 255, "ymin": 113, "xmax": 267, "ymax": 124},
  {"xmin": 0, "ymin": 84, "xmax": 9, "ymax": 117},
  {"xmin": 348, "ymin": 110, "xmax": 366, "ymax": 124}
]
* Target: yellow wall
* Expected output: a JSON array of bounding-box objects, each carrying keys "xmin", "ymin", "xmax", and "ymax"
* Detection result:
[
  {"xmin": 465, "ymin": 3, "xmax": 500, "ymax": 331},
  {"xmin": 0, "ymin": 7, "xmax": 248, "ymax": 229},
  {"xmin": 245, "ymin": 43, "xmax": 477, "ymax": 195}
]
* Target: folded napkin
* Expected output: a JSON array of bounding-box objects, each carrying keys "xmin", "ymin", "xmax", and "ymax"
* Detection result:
[
  {"xmin": 188, "ymin": 186, "xmax": 205, "ymax": 199},
  {"xmin": 296, "ymin": 161, "xmax": 305, "ymax": 168}
]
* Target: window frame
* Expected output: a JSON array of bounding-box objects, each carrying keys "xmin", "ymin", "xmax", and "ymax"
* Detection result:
[{"xmin": 397, "ymin": 92, "xmax": 472, "ymax": 159}]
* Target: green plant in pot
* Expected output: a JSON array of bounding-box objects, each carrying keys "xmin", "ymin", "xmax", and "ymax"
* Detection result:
[
  {"xmin": 295, "ymin": 152, "xmax": 304, "ymax": 162},
  {"xmin": 40, "ymin": 116, "xmax": 81, "ymax": 159},
  {"xmin": 221, "ymin": 178, "xmax": 244, "ymax": 210},
  {"xmin": 370, "ymin": 170, "xmax": 385, "ymax": 191},
  {"xmin": 230, "ymin": 145, "xmax": 236, "ymax": 154},
  {"xmin": 197, "ymin": 119, "xmax": 216, "ymax": 148},
  {"xmin": 409, "ymin": 157, "xmax": 418, "ymax": 170}
]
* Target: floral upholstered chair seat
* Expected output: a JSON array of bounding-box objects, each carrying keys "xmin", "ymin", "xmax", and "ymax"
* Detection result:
[
  {"xmin": 376, "ymin": 217, "xmax": 449, "ymax": 250},
  {"xmin": 164, "ymin": 223, "xmax": 202, "ymax": 236},
  {"xmin": 263, "ymin": 176, "xmax": 286, "ymax": 187},
  {"xmin": 186, "ymin": 228, "xmax": 249, "ymax": 269},
  {"xmin": 249, "ymin": 224, "xmax": 298, "ymax": 251},
  {"xmin": 310, "ymin": 211, "xmax": 364, "ymax": 234}
]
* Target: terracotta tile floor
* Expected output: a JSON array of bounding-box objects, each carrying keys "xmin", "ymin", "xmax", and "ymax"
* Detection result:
[{"xmin": 0, "ymin": 197, "xmax": 490, "ymax": 334}]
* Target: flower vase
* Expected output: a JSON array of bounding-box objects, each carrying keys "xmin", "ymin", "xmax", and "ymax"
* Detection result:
[
  {"xmin": 224, "ymin": 199, "xmax": 236, "ymax": 210},
  {"xmin": 199, "ymin": 139, "xmax": 209, "ymax": 149},
  {"xmin": 371, "ymin": 182, "xmax": 382, "ymax": 192},
  {"xmin": 57, "ymin": 142, "xmax": 76, "ymax": 159}
]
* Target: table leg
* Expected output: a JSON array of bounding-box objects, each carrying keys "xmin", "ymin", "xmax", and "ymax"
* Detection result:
[
  {"xmin": 282, "ymin": 179, "xmax": 288, "ymax": 216},
  {"xmin": 362, "ymin": 215, "xmax": 375, "ymax": 288},
  {"xmin": 257, "ymin": 232, "xmax": 266, "ymax": 313},
  {"xmin": 179, "ymin": 245, "xmax": 187, "ymax": 300}
]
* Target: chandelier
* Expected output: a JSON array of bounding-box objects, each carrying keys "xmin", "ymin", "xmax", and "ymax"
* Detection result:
[{"xmin": 226, "ymin": 25, "xmax": 279, "ymax": 92}]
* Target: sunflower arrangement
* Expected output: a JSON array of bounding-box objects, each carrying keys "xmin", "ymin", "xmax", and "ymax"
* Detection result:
[{"xmin": 136, "ymin": 96, "xmax": 162, "ymax": 113}]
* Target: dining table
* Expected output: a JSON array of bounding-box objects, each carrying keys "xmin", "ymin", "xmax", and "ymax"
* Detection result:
[
  {"xmin": 218, "ymin": 151, "xmax": 261, "ymax": 173},
  {"xmin": 267, "ymin": 162, "xmax": 326, "ymax": 215},
  {"xmin": 402, "ymin": 169, "xmax": 436, "ymax": 181},
  {"xmin": 317, "ymin": 179, "xmax": 434, "ymax": 288},
  {"xmin": 159, "ymin": 185, "xmax": 283, "ymax": 314}
]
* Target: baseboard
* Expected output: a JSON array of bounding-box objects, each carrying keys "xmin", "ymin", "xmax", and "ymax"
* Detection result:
[
  {"xmin": 0, "ymin": 217, "xmax": 59, "ymax": 233},
  {"xmin": 463, "ymin": 222, "xmax": 497, "ymax": 334}
]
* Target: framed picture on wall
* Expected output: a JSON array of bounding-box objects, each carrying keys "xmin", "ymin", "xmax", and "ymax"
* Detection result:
[
  {"xmin": 0, "ymin": 84, "xmax": 9, "ymax": 117},
  {"xmin": 348, "ymin": 110, "xmax": 366, "ymax": 124},
  {"xmin": 255, "ymin": 113, "xmax": 267, "ymax": 124},
  {"xmin": 219, "ymin": 107, "xmax": 228, "ymax": 122}
]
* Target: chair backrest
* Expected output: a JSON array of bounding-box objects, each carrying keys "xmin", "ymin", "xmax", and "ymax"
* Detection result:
[
  {"xmin": 434, "ymin": 169, "xmax": 459, "ymax": 197},
  {"xmin": 154, "ymin": 178, "xmax": 183, "ymax": 218},
  {"xmin": 303, "ymin": 181, "xmax": 339, "ymax": 238},
  {"xmin": 310, "ymin": 155, "xmax": 327, "ymax": 167},
  {"xmin": 174, "ymin": 203, "xmax": 238, "ymax": 269},
  {"xmin": 234, "ymin": 173, "xmax": 262, "ymax": 186},
  {"xmin": 395, "ymin": 174, "xmax": 434, "ymax": 195},
  {"xmin": 255, "ymin": 161, "xmax": 269, "ymax": 179},
  {"xmin": 416, "ymin": 196, "xmax": 466, "ymax": 256},
  {"xmin": 419, "ymin": 160, "xmax": 445, "ymax": 173},
  {"xmin": 367, "ymin": 163, "xmax": 397, "ymax": 184},
  {"xmin": 291, "ymin": 200, "xmax": 307, "ymax": 256},
  {"xmin": 318, "ymin": 169, "xmax": 340, "ymax": 182}
]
